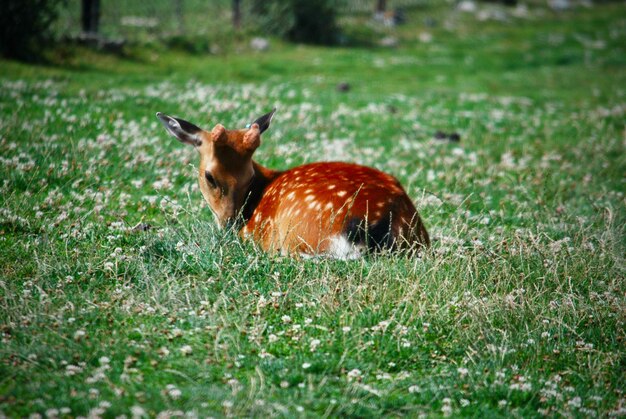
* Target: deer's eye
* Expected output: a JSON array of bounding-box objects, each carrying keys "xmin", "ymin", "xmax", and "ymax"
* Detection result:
[{"xmin": 205, "ymin": 172, "xmax": 218, "ymax": 189}]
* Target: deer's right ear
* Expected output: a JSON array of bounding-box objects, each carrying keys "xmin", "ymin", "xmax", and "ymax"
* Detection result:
[{"xmin": 156, "ymin": 112, "xmax": 203, "ymax": 147}]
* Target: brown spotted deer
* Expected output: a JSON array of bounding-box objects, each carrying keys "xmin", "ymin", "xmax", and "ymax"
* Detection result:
[{"xmin": 156, "ymin": 109, "xmax": 429, "ymax": 258}]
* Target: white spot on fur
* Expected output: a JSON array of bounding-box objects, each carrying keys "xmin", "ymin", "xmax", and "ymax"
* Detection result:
[
  {"xmin": 308, "ymin": 201, "xmax": 318, "ymax": 209},
  {"xmin": 324, "ymin": 202, "xmax": 334, "ymax": 211},
  {"xmin": 304, "ymin": 195, "xmax": 315, "ymax": 202},
  {"xmin": 328, "ymin": 235, "xmax": 362, "ymax": 260},
  {"xmin": 337, "ymin": 190, "xmax": 348, "ymax": 197},
  {"xmin": 327, "ymin": 184, "xmax": 336, "ymax": 190}
]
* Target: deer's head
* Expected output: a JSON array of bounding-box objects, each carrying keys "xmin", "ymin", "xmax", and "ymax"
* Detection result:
[{"xmin": 156, "ymin": 109, "xmax": 275, "ymax": 228}]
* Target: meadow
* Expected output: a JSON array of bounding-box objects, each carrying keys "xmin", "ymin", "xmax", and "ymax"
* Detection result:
[{"xmin": 1, "ymin": 2, "xmax": 625, "ymax": 417}]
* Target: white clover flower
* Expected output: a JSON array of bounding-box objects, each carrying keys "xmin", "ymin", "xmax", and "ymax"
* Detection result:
[
  {"xmin": 130, "ymin": 405, "xmax": 147, "ymax": 418},
  {"xmin": 179, "ymin": 345, "xmax": 193, "ymax": 355},
  {"xmin": 45, "ymin": 408, "xmax": 59, "ymax": 418},
  {"xmin": 165, "ymin": 384, "xmax": 181, "ymax": 400},
  {"xmin": 568, "ymin": 397, "xmax": 582, "ymax": 408},
  {"xmin": 309, "ymin": 339, "xmax": 321, "ymax": 352},
  {"xmin": 347, "ymin": 369, "xmax": 362, "ymax": 381}
]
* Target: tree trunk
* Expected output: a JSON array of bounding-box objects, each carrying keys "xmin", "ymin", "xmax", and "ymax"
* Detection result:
[
  {"xmin": 175, "ymin": 0, "xmax": 183, "ymax": 33},
  {"xmin": 233, "ymin": 0, "xmax": 241, "ymax": 30},
  {"xmin": 375, "ymin": 0, "xmax": 387, "ymax": 13},
  {"xmin": 81, "ymin": 0, "xmax": 100, "ymax": 35}
]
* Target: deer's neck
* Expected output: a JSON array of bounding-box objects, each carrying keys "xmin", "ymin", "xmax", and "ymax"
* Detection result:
[{"xmin": 241, "ymin": 160, "xmax": 282, "ymax": 222}]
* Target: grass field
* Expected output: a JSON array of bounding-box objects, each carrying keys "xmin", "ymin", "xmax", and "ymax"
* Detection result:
[{"xmin": 1, "ymin": 2, "xmax": 625, "ymax": 417}]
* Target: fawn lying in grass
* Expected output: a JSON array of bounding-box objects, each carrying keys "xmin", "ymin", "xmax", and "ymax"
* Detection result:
[{"xmin": 157, "ymin": 109, "xmax": 429, "ymax": 258}]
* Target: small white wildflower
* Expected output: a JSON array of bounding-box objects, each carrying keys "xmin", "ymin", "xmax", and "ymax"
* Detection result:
[
  {"xmin": 45, "ymin": 408, "xmax": 59, "ymax": 418},
  {"xmin": 73, "ymin": 330, "xmax": 86, "ymax": 341},
  {"xmin": 179, "ymin": 345, "xmax": 193, "ymax": 355},
  {"xmin": 310, "ymin": 339, "xmax": 321, "ymax": 352},
  {"xmin": 165, "ymin": 384, "xmax": 181, "ymax": 400},
  {"xmin": 460, "ymin": 399, "xmax": 470, "ymax": 407},
  {"xmin": 347, "ymin": 369, "xmax": 362, "ymax": 381},
  {"xmin": 408, "ymin": 385, "xmax": 421, "ymax": 393},
  {"xmin": 281, "ymin": 315, "xmax": 292, "ymax": 324},
  {"xmin": 302, "ymin": 362, "xmax": 311, "ymax": 369},
  {"xmin": 568, "ymin": 397, "xmax": 582, "ymax": 408},
  {"xmin": 457, "ymin": 367, "xmax": 469, "ymax": 377},
  {"xmin": 342, "ymin": 326, "xmax": 351, "ymax": 333},
  {"xmin": 268, "ymin": 334, "xmax": 278, "ymax": 343},
  {"xmin": 130, "ymin": 405, "xmax": 146, "ymax": 418}
]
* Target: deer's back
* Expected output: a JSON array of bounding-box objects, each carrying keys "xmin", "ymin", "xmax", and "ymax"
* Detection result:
[{"xmin": 241, "ymin": 162, "xmax": 429, "ymax": 257}]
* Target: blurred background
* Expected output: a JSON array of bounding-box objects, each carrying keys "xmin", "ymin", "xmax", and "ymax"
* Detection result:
[{"xmin": 1, "ymin": 0, "xmax": 612, "ymax": 61}]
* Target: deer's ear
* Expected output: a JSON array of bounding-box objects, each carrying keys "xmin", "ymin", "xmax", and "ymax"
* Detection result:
[
  {"xmin": 252, "ymin": 108, "xmax": 276, "ymax": 134},
  {"xmin": 243, "ymin": 124, "xmax": 261, "ymax": 152},
  {"xmin": 156, "ymin": 112, "xmax": 203, "ymax": 147}
]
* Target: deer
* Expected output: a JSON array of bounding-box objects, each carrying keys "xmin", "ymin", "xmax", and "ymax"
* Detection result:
[{"xmin": 156, "ymin": 109, "xmax": 429, "ymax": 259}]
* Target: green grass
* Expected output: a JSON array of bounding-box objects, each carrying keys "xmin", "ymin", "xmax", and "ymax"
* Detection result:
[{"xmin": 1, "ymin": 3, "xmax": 625, "ymax": 417}]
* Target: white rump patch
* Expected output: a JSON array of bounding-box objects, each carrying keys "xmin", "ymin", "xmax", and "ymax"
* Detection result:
[{"xmin": 328, "ymin": 235, "xmax": 362, "ymax": 260}]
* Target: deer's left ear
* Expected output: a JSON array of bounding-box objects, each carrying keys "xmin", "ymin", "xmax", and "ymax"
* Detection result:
[
  {"xmin": 252, "ymin": 108, "xmax": 276, "ymax": 134},
  {"xmin": 243, "ymin": 124, "xmax": 261, "ymax": 152},
  {"xmin": 156, "ymin": 112, "xmax": 203, "ymax": 147}
]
